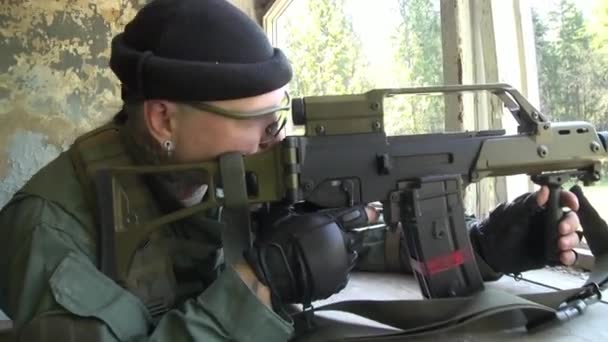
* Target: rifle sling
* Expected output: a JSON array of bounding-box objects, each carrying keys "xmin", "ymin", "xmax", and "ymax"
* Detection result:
[{"xmin": 291, "ymin": 257, "xmax": 608, "ymax": 341}]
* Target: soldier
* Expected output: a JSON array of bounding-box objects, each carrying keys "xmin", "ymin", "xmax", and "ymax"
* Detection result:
[{"xmin": 0, "ymin": 0, "xmax": 586, "ymax": 341}]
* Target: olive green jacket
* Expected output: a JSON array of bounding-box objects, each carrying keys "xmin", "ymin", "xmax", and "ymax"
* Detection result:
[{"xmin": 0, "ymin": 149, "xmax": 293, "ymax": 342}]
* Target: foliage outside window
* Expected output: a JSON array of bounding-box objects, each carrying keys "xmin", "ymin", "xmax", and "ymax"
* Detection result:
[
  {"xmin": 532, "ymin": 0, "xmax": 608, "ymax": 222},
  {"xmin": 533, "ymin": 0, "xmax": 608, "ymax": 129},
  {"xmin": 275, "ymin": 0, "xmax": 443, "ymax": 135}
]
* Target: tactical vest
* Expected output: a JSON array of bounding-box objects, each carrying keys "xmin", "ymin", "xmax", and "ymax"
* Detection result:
[{"xmin": 24, "ymin": 124, "xmax": 224, "ymax": 322}]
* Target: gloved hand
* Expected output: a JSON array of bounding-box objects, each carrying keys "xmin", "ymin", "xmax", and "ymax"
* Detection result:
[
  {"xmin": 244, "ymin": 207, "xmax": 359, "ymax": 306},
  {"xmin": 318, "ymin": 205, "xmax": 416, "ymax": 274},
  {"xmin": 469, "ymin": 186, "xmax": 581, "ymax": 274},
  {"xmin": 569, "ymin": 185, "xmax": 608, "ymax": 256},
  {"xmin": 316, "ymin": 205, "xmax": 376, "ymax": 257}
]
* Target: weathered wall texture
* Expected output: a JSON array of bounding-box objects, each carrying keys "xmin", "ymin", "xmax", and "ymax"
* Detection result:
[
  {"xmin": 0, "ymin": 0, "xmax": 146, "ymax": 206},
  {"xmin": 0, "ymin": 0, "xmax": 267, "ymax": 207}
]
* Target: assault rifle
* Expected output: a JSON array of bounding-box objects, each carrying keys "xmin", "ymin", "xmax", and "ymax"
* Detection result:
[{"xmin": 95, "ymin": 84, "xmax": 608, "ymax": 337}]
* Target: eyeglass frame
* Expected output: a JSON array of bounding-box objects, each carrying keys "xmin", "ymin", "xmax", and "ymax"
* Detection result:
[{"xmin": 183, "ymin": 91, "xmax": 290, "ymax": 143}]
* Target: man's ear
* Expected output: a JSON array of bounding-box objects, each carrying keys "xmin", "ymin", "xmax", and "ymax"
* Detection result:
[{"xmin": 142, "ymin": 100, "xmax": 179, "ymax": 143}]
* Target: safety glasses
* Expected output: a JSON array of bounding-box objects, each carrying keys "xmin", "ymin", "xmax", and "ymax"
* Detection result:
[{"xmin": 185, "ymin": 91, "xmax": 290, "ymax": 144}]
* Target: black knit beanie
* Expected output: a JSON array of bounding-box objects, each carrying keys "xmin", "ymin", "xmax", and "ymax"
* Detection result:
[{"xmin": 110, "ymin": 0, "xmax": 292, "ymax": 102}]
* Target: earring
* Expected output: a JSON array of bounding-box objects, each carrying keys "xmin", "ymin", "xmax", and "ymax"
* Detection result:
[{"xmin": 163, "ymin": 140, "xmax": 174, "ymax": 158}]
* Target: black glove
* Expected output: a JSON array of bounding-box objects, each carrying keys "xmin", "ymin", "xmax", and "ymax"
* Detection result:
[
  {"xmin": 280, "ymin": 203, "xmax": 374, "ymax": 259},
  {"xmin": 469, "ymin": 192, "xmax": 549, "ymax": 274},
  {"xmin": 569, "ymin": 185, "xmax": 608, "ymax": 256},
  {"xmin": 244, "ymin": 207, "xmax": 358, "ymax": 306},
  {"xmin": 317, "ymin": 205, "xmax": 373, "ymax": 257}
]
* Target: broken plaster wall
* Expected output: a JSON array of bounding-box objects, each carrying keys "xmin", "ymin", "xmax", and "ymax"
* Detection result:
[
  {"xmin": 0, "ymin": 0, "xmax": 146, "ymax": 207},
  {"xmin": 0, "ymin": 0, "xmax": 262, "ymax": 207}
]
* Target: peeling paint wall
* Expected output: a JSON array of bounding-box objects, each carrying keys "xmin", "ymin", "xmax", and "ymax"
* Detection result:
[
  {"xmin": 0, "ymin": 0, "xmax": 145, "ymax": 206},
  {"xmin": 0, "ymin": 0, "xmax": 262, "ymax": 207}
]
